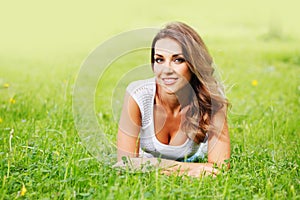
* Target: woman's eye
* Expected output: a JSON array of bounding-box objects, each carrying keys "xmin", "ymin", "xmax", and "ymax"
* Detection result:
[
  {"xmin": 174, "ymin": 58, "xmax": 185, "ymax": 63},
  {"xmin": 155, "ymin": 58, "xmax": 163, "ymax": 63}
]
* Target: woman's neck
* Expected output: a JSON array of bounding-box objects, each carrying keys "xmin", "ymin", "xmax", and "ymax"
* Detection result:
[{"xmin": 156, "ymin": 84, "xmax": 192, "ymax": 116}]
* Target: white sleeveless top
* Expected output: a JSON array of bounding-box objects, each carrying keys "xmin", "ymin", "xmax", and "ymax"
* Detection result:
[{"xmin": 126, "ymin": 77, "xmax": 208, "ymax": 161}]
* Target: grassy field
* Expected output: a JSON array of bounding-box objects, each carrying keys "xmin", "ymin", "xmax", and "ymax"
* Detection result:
[{"xmin": 1, "ymin": 0, "xmax": 300, "ymax": 199}]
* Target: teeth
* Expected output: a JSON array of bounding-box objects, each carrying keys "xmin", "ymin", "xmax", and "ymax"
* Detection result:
[{"xmin": 163, "ymin": 78, "xmax": 177, "ymax": 84}]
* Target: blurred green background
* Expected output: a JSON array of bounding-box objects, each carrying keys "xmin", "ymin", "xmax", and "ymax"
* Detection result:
[{"xmin": 1, "ymin": 0, "xmax": 299, "ymax": 60}]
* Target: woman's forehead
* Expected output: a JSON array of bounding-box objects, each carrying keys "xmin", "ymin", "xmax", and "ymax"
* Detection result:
[{"xmin": 154, "ymin": 38, "xmax": 182, "ymax": 55}]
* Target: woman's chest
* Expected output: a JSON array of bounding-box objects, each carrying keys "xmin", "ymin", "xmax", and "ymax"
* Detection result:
[{"xmin": 153, "ymin": 105, "xmax": 188, "ymax": 146}]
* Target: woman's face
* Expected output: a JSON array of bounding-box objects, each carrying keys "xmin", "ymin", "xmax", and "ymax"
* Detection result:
[{"xmin": 153, "ymin": 38, "xmax": 192, "ymax": 94}]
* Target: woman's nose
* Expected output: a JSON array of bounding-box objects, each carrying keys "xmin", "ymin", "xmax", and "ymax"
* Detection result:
[{"xmin": 161, "ymin": 64, "xmax": 174, "ymax": 74}]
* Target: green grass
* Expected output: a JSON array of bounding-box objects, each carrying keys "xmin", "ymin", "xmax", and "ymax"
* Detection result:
[{"xmin": 1, "ymin": 0, "xmax": 300, "ymax": 199}]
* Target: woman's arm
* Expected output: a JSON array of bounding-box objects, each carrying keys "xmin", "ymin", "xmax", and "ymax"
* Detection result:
[
  {"xmin": 176, "ymin": 107, "xmax": 230, "ymax": 176},
  {"xmin": 159, "ymin": 109, "xmax": 230, "ymax": 177},
  {"xmin": 113, "ymin": 157, "xmax": 219, "ymax": 177},
  {"xmin": 117, "ymin": 92, "xmax": 141, "ymax": 161},
  {"xmin": 207, "ymin": 108, "xmax": 230, "ymax": 168}
]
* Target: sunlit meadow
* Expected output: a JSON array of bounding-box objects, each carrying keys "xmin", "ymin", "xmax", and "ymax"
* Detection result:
[{"xmin": 0, "ymin": 0, "xmax": 299, "ymax": 199}]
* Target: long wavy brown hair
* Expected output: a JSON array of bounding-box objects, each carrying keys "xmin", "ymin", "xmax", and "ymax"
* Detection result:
[{"xmin": 151, "ymin": 22, "xmax": 228, "ymax": 144}]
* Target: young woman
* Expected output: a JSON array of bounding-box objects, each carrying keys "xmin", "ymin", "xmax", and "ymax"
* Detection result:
[{"xmin": 115, "ymin": 22, "xmax": 230, "ymax": 177}]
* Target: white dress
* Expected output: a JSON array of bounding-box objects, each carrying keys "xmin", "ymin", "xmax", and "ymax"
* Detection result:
[{"xmin": 126, "ymin": 77, "xmax": 208, "ymax": 161}]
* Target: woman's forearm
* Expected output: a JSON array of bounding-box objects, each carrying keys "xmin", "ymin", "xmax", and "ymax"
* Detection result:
[
  {"xmin": 113, "ymin": 157, "xmax": 219, "ymax": 177},
  {"xmin": 113, "ymin": 157, "xmax": 178, "ymax": 170}
]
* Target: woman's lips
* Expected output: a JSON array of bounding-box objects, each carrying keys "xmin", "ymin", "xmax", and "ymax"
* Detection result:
[{"xmin": 162, "ymin": 77, "xmax": 178, "ymax": 85}]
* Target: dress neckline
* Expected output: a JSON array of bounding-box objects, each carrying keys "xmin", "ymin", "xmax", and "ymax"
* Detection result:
[{"xmin": 151, "ymin": 78, "xmax": 192, "ymax": 148}]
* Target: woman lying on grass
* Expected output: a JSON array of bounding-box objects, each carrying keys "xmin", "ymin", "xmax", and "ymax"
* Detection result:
[{"xmin": 114, "ymin": 22, "xmax": 230, "ymax": 177}]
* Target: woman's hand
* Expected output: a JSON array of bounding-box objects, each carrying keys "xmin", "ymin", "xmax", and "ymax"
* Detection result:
[
  {"xmin": 161, "ymin": 162, "xmax": 219, "ymax": 178},
  {"xmin": 113, "ymin": 157, "xmax": 177, "ymax": 172},
  {"xmin": 186, "ymin": 164, "xmax": 219, "ymax": 177}
]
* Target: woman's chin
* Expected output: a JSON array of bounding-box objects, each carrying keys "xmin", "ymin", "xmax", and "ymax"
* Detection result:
[{"xmin": 161, "ymin": 84, "xmax": 182, "ymax": 95}]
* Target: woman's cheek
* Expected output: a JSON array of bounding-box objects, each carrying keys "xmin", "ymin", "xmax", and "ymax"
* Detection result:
[
  {"xmin": 153, "ymin": 65, "xmax": 161, "ymax": 75},
  {"xmin": 177, "ymin": 65, "xmax": 192, "ymax": 80}
]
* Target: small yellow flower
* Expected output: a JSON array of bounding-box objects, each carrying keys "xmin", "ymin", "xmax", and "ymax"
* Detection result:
[
  {"xmin": 0, "ymin": 117, "xmax": 3, "ymax": 123},
  {"xmin": 3, "ymin": 83, "xmax": 9, "ymax": 88},
  {"xmin": 9, "ymin": 98, "xmax": 16, "ymax": 104},
  {"xmin": 251, "ymin": 80, "xmax": 258, "ymax": 86},
  {"xmin": 53, "ymin": 151, "xmax": 60, "ymax": 156},
  {"xmin": 20, "ymin": 184, "xmax": 27, "ymax": 196}
]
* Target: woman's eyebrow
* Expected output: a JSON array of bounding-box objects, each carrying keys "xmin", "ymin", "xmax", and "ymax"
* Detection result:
[
  {"xmin": 172, "ymin": 54, "xmax": 183, "ymax": 57},
  {"xmin": 154, "ymin": 53, "xmax": 183, "ymax": 57}
]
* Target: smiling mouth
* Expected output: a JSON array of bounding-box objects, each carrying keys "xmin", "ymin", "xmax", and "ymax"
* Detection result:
[{"xmin": 162, "ymin": 78, "xmax": 178, "ymax": 85}]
